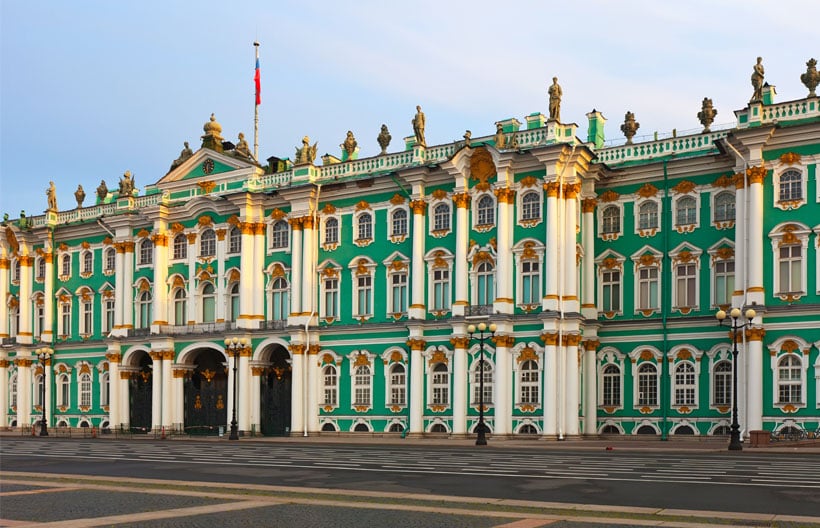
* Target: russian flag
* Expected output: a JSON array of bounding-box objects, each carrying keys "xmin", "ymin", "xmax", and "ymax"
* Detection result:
[{"xmin": 254, "ymin": 57, "xmax": 261, "ymax": 105}]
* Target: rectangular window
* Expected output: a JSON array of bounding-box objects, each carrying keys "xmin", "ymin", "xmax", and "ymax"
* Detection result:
[
  {"xmin": 61, "ymin": 303, "xmax": 71, "ymax": 337},
  {"xmin": 675, "ymin": 264, "xmax": 697, "ymax": 308},
  {"xmin": 714, "ymin": 260, "xmax": 735, "ymax": 306},
  {"xmin": 433, "ymin": 269, "xmax": 450, "ymax": 311},
  {"xmin": 324, "ymin": 278, "xmax": 338, "ymax": 318},
  {"xmin": 602, "ymin": 269, "xmax": 621, "ymax": 312},
  {"xmin": 81, "ymin": 300, "xmax": 93, "ymax": 335},
  {"xmin": 104, "ymin": 299, "xmax": 115, "ymax": 333},
  {"xmin": 521, "ymin": 261, "xmax": 540, "ymax": 304},
  {"xmin": 778, "ymin": 246, "xmax": 802, "ymax": 293},
  {"xmin": 356, "ymin": 275, "xmax": 372, "ymax": 317},
  {"xmin": 391, "ymin": 273, "xmax": 407, "ymax": 314},
  {"xmin": 638, "ymin": 267, "xmax": 659, "ymax": 310}
]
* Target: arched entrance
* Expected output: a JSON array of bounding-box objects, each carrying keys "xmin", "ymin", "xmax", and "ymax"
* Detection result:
[
  {"xmin": 129, "ymin": 351, "xmax": 152, "ymax": 433},
  {"xmin": 183, "ymin": 348, "xmax": 228, "ymax": 434},
  {"xmin": 259, "ymin": 344, "xmax": 291, "ymax": 436}
]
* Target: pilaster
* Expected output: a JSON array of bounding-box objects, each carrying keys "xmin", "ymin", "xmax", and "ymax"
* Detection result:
[
  {"xmin": 452, "ymin": 193, "xmax": 470, "ymax": 316},
  {"xmin": 409, "ymin": 199, "xmax": 427, "ymax": 320},
  {"xmin": 450, "ymin": 335, "xmax": 470, "ymax": 434}
]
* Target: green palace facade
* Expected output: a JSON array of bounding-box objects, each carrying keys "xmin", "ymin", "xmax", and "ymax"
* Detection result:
[{"xmin": 2, "ymin": 61, "xmax": 819, "ymax": 440}]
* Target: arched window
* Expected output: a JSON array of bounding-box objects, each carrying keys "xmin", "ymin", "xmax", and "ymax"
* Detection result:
[
  {"xmin": 61, "ymin": 254, "xmax": 71, "ymax": 276},
  {"xmin": 519, "ymin": 424, "xmax": 538, "ymax": 435},
  {"xmin": 173, "ymin": 234, "xmax": 188, "ymax": 260},
  {"xmin": 779, "ymin": 170, "xmax": 802, "ymax": 202},
  {"xmin": 324, "ymin": 217, "xmax": 338, "ymax": 244},
  {"xmin": 638, "ymin": 201, "xmax": 658, "ymax": 230},
  {"xmin": 713, "ymin": 361, "xmax": 732, "ymax": 405},
  {"xmin": 602, "ymin": 205, "xmax": 620, "ymax": 234},
  {"xmin": 637, "ymin": 363, "xmax": 658, "ymax": 406},
  {"xmin": 388, "ymin": 423, "xmax": 404, "ymax": 433},
  {"xmin": 431, "ymin": 363, "xmax": 449, "ymax": 405},
  {"xmin": 475, "ymin": 261, "xmax": 494, "ymax": 306},
  {"xmin": 34, "ymin": 374, "xmax": 43, "ymax": 407},
  {"xmin": 270, "ymin": 277, "xmax": 289, "ymax": 321},
  {"xmin": 322, "ymin": 365, "xmax": 337, "ymax": 406},
  {"xmin": 433, "ymin": 203, "xmax": 450, "ymax": 231},
  {"xmin": 227, "ymin": 283, "xmax": 240, "ymax": 322},
  {"xmin": 271, "ymin": 221, "xmax": 289, "ymax": 249},
  {"xmin": 521, "ymin": 191, "xmax": 541, "ymax": 221},
  {"xmin": 388, "ymin": 363, "xmax": 406, "ymax": 406},
  {"xmin": 57, "ymin": 373, "xmax": 70, "ymax": 407},
  {"xmin": 777, "ymin": 355, "xmax": 802, "ymax": 404},
  {"xmin": 200, "ymin": 229, "xmax": 216, "ymax": 257},
  {"xmin": 104, "ymin": 247, "xmax": 116, "ymax": 272},
  {"xmin": 675, "ymin": 196, "xmax": 697, "ymax": 226},
  {"xmin": 100, "ymin": 372, "xmax": 110, "ymax": 407},
  {"xmin": 472, "ymin": 361, "xmax": 493, "ymax": 405},
  {"xmin": 201, "ymin": 283, "xmax": 215, "ymax": 323},
  {"xmin": 82, "ymin": 251, "xmax": 93, "ymax": 274},
  {"xmin": 228, "ymin": 226, "xmax": 242, "ymax": 253},
  {"xmin": 36, "ymin": 257, "xmax": 46, "ymax": 281},
  {"xmin": 353, "ymin": 365, "xmax": 371, "ymax": 406},
  {"xmin": 10, "ymin": 373, "xmax": 18, "ymax": 408},
  {"xmin": 321, "ymin": 422, "xmax": 337, "ymax": 432},
  {"xmin": 173, "ymin": 289, "xmax": 187, "ymax": 325},
  {"xmin": 79, "ymin": 372, "xmax": 92, "ymax": 407},
  {"xmin": 476, "ymin": 195, "xmax": 495, "ymax": 226},
  {"xmin": 356, "ymin": 212, "xmax": 373, "ymax": 241},
  {"xmin": 80, "ymin": 294, "xmax": 93, "ymax": 335},
  {"xmin": 602, "ymin": 364, "xmax": 621, "ymax": 406},
  {"xmin": 674, "ymin": 362, "xmax": 696, "ymax": 406},
  {"xmin": 391, "ymin": 209, "xmax": 408, "ymax": 237},
  {"xmin": 519, "ymin": 360, "xmax": 539, "ymax": 404},
  {"xmin": 139, "ymin": 239, "xmax": 153, "ymax": 265},
  {"xmin": 714, "ymin": 192, "xmax": 735, "ymax": 222},
  {"xmin": 12, "ymin": 259, "xmax": 20, "ymax": 282},
  {"xmin": 136, "ymin": 290, "xmax": 152, "ymax": 329}
]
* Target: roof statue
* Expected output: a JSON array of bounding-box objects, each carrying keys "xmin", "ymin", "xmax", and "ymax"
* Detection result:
[
  {"xmin": 463, "ymin": 130, "xmax": 472, "ymax": 148},
  {"xmin": 118, "ymin": 171, "xmax": 135, "ymax": 197},
  {"xmin": 96, "ymin": 180, "xmax": 108, "ymax": 202},
  {"xmin": 74, "ymin": 185, "xmax": 86, "ymax": 208},
  {"xmin": 341, "ymin": 131, "xmax": 357, "ymax": 157},
  {"xmin": 697, "ymin": 97, "xmax": 717, "ymax": 133},
  {"xmin": 750, "ymin": 57, "xmax": 765, "ymax": 102},
  {"xmin": 494, "ymin": 123, "xmax": 506, "ymax": 149},
  {"xmin": 377, "ymin": 124, "xmax": 391, "ymax": 156},
  {"xmin": 548, "ymin": 77, "xmax": 562, "ymax": 122},
  {"xmin": 412, "ymin": 105, "xmax": 426, "ymax": 147},
  {"xmin": 620, "ymin": 111, "xmax": 640, "ymax": 145},
  {"xmin": 295, "ymin": 136, "xmax": 318, "ymax": 165},
  {"xmin": 169, "ymin": 141, "xmax": 194, "ymax": 172},
  {"xmin": 234, "ymin": 133, "xmax": 256, "ymax": 162},
  {"xmin": 201, "ymin": 113, "xmax": 224, "ymax": 152},
  {"xmin": 46, "ymin": 181, "xmax": 57, "ymax": 211},
  {"xmin": 801, "ymin": 58, "xmax": 818, "ymax": 97}
]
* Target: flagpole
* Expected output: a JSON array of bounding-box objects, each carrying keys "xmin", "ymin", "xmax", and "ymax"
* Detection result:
[{"xmin": 253, "ymin": 40, "xmax": 260, "ymax": 162}]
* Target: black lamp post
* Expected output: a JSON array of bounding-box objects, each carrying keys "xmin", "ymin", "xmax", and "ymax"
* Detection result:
[
  {"xmin": 466, "ymin": 322, "xmax": 496, "ymax": 446},
  {"xmin": 224, "ymin": 337, "xmax": 247, "ymax": 440},
  {"xmin": 35, "ymin": 346, "xmax": 53, "ymax": 437},
  {"xmin": 716, "ymin": 307, "xmax": 756, "ymax": 451}
]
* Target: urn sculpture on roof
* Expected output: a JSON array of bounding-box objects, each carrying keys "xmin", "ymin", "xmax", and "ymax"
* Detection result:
[
  {"xmin": 697, "ymin": 97, "xmax": 717, "ymax": 133},
  {"xmin": 620, "ymin": 111, "xmax": 640, "ymax": 145},
  {"xmin": 801, "ymin": 58, "xmax": 818, "ymax": 97}
]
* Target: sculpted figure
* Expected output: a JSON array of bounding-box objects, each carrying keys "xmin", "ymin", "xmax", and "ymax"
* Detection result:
[
  {"xmin": 751, "ymin": 57, "xmax": 765, "ymax": 102},
  {"xmin": 548, "ymin": 77, "xmax": 562, "ymax": 122},
  {"xmin": 96, "ymin": 180, "xmax": 109, "ymax": 201},
  {"xmin": 341, "ymin": 130, "xmax": 357, "ymax": 157},
  {"xmin": 412, "ymin": 105, "xmax": 426, "ymax": 147},
  {"xmin": 494, "ymin": 123, "xmax": 506, "ymax": 149},
  {"xmin": 46, "ymin": 181, "xmax": 58, "ymax": 211},
  {"xmin": 377, "ymin": 124, "xmax": 392, "ymax": 155},
  {"xmin": 235, "ymin": 133, "xmax": 254, "ymax": 161},
  {"xmin": 463, "ymin": 130, "xmax": 472, "ymax": 148},
  {"xmin": 295, "ymin": 136, "xmax": 318, "ymax": 165},
  {"xmin": 119, "ymin": 171, "xmax": 135, "ymax": 196},
  {"xmin": 74, "ymin": 185, "xmax": 86, "ymax": 208},
  {"xmin": 169, "ymin": 141, "xmax": 194, "ymax": 171}
]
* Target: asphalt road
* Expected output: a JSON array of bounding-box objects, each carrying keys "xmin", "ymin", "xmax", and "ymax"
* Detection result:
[{"xmin": 2, "ymin": 438, "xmax": 819, "ymax": 517}]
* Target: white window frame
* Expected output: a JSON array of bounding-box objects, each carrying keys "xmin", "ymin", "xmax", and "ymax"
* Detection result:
[
  {"xmin": 103, "ymin": 296, "xmax": 115, "ymax": 335},
  {"xmin": 228, "ymin": 226, "xmax": 242, "ymax": 254},
  {"xmin": 768, "ymin": 337, "xmax": 810, "ymax": 411},
  {"xmin": 226, "ymin": 282, "xmax": 240, "ymax": 322},
  {"xmin": 672, "ymin": 194, "xmax": 700, "ymax": 231},
  {"xmin": 171, "ymin": 287, "xmax": 187, "ymax": 325},
  {"xmin": 430, "ymin": 201, "xmax": 452, "ymax": 236},
  {"xmin": 383, "ymin": 254, "xmax": 410, "ymax": 318},
  {"xmin": 138, "ymin": 238, "xmax": 153, "ymax": 266},
  {"xmin": 81, "ymin": 250, "xmax": 94, "ymax": 276},
  {"xmin": 513, "ymin": 240, "xmax": 544, "ymax": 309},
  {"xmin": 711, "ymin": 190, "xmax": 736, "ymax": 227},
  {"xmin": 630, "ymin": 346, "xmax": 662, "ymax": 410},
  {"xmin": 634, "ymin": 197, "xmax": 660, "ymax": 235},
  {"xmin": 389, "ymin": 208, "xmax": 409, "ymax": 242},
  {"xmin": 473, "ymin": 193, "xmax": 496, "ymax": 228},
  {"xmin": 322, "ymin": 215, "xmax": 340, "ymax": 250},
  {"xmin": 518, "ymin": 188, "xmax": 543, "ymax": 226},
  {"xmin": 136, "ymin": 289, "xmax": 152, "ymax": 329},
  {"xmin": 672, "ymin": 361, "xmax": 698, "ymax": 408},
  {"xmin": 514, "ymin": 353, "xmax": 541, "ymax": 407},
  {"xmin": 670, "ymin": 246, "xmax": 701, "ymax": 313},
  {"xmin": 596, "ymin": 252, "xmax": 625, "ymax": 316},
  {"xmin": 36, "ymin": 256, "xmax": 46, "ymax": 282},
  {"xmin": 769, "ymin": 222, "xmax": 810, "ymax": 301},
  {"xmin": 712, "ymin": 357, "xmax": 732, "ymax": 407},
  {"xmin": 172, "ymin": 234, "xmax": 188, "ymax": 260},
  {"xmin": 268, "ymin": 274, "xmax": 290, "ymax": 322},
  {"xmin": 270, "ymin": 220, "xmax": 290, "ymax": 251},
  {"xmin": 100, "ymin": 371, "xmax": 110, "ymax": 407},
  {"xmin": 708, "ymin": 239, "xmax": 735, "ymax": 308},
  {"xmin": 79, "ymin": 292, "xmax": 93, "ymax": 336},
  {"xmin": 773, "ymin": 167, "xmax": 807, "ymax": 210},
  {"xmin": 429, "ymin": 362, "xmax": 450, "ymax": 407},
  {"xmin": 631, "ymin": 248, "xmax": 662, "ymax": 314},
  {"xmin": 471, "ymin": 257, "xmax": 496, "ymax": 308},
  {"xmin": 200, "ymin": 282, "xmax": 216, "ymax": 323},
  {"xmin": 200, "ymin": 229, "xmax": 216, "ymax": 257},
  {"xmin": 347, "ymin": 350, "xmax": 375, "ymax": 410},
  {"xmin": 78, "ymin": 371, "xmax": 93, "ymax": 408},
  {"xmin": 318, "ymin": 262, "xmax": 342, "ymax": 321},
  {"xmin": 599, "ymin": 203, "xmax": 623, "ymax": 240},
  {"xmin": 349, "ymin": 258, "xmax": 376, "ymax": 320},
  {"xmin": 104, "ymin": 247, "xmax": 116, "ymax": 274},
  {"xmin": 353, "ymin": 210, "xmax": 374, "ymax": 247},
  {"xmin": 381, "ymin": 348, "xmax": 408, "ymax": 409},
  {"xmin": 57, "ymin": 373, "xmax": 70, "ymax": 408},
  {"xmin": 322, "ymin": 364, "xmax": 339, "ymax": 408},
  {"xmin": 58, "ymin": 297, "xmax": 72, "ymax": 338},
  {"xmin": 9, "ymin": 372, "xmax": 17, "ymax": 409},
  {"xmin": 60, "ymin": 253, "xmax": 71, "ymax": 278}
]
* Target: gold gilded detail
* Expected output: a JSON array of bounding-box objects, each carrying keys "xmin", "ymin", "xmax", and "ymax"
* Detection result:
[
  {"xmin": 672, "ymin": 180, "xmax": 696, "ymax": 194},
  {"xmin": 779, "ymin": 152, "xmax": 801, "ymax": 165}
]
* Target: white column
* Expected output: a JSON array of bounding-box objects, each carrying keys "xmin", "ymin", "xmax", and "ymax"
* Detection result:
[
  {"xmin": 152, "ymin": 233, "xmax": 169, "ymax": 327},
  {"xmin": 745, "ymin": 327, "xmax": 765, "ymax": 434},
  {"xmin": 564, "ymin": 336, "xmax": 581, "ymax": 436},
  {"xmin": 172, "ymin": 367, "xmax": 186, "ymax": 428},
  {"xmin": 408, "ymin": 339, "xmax": 425, "ymax": 434},
  {"xmin": 409, "ymin": 200, "xmax": 426, "ymax": 320},
  {"xmin": 150, "ymin": 352, "xmax": 162, "ymax": 431},
  {"xmin": 119, "ymin": 370, "xmax": 130, "ymax": 429},
  {"xmin": 289, "ymin": 220, "xmax": 303, "ymax": 318},
  {"xmin": 43, "ymin": 359, "xmax": 51, "ymax": 429},
  {"xmin": 307, "ymin": 344, "xmax": 320, "ymax": 433},
  {"xmin": 17, "ymin": 256, "xmax": 33, "ymax": 344},
  {"xmin": 17, "ymin": 356, "xmax": 32, "ymax": 428},
  {"xmin": 253, "ymin": 222, "xmax": 266, "ymax": 319},
  {"xmin": 239, "ymin": 350, "xmax": 250, "ymax": 432},
  {"xmin": 250, "ymin": 367, "xmax": 261, "ymax": 433},
  {"xmin": 161, "ymin": 351, "xmax": 172, "ymax": 428},
  {"xmin": 42, "ymin": 252, "xmax": 54, "ymax": 343},
  {"xmin": 301, "ymin": 216, "xmax": 316, "ymax": 317},
  {"xmin": 746, "ymin": 167, "xmax": 766, "ymax": 306},
  {"xmin": 452, "ymin": 194, "xmax": 470, "ymax": 316},
  {"xmin": 543, "ymin": 183, "xmax": 560, "ymax": 311},
  {"xmin": 582, "ymin": 340, "xmax": 598, "ymax": 435},
  {"xmin": 581, "ymin": 199, "xmax": 597, "ymax": 320},
  {"xmin": 122, "ymin": 243, "xmax": 135, "ymax": 329},
  {"xmin": 494, "ymin": 189, "xmax": 514, "ymax": 315},
  {"xmin": 113, "ymin": 244, "xmax": 125, "ymax": 333},
  {"xmin": 216, "ymin": 228, "xmax": 228, "ymax": 323},
  {"xmin": 493, "ymin": 336, "xmax": 513, "ymax": 435},
  {"xmin": 562, "ymin": 184, "xmax": 580, "ymax": 313},
  {"xmin": 106, "ymin": 348, "xmax": 121, "ymax": 429},
  {"xmin": 0, "ymin": 354, "xmax": 9, "ymax": 426},
  {"xmin": 541, "ymin": 334, "xmax": 558, "ymax": 437},
  {"xmin": 0, "ymin": 258, "xmax": 9, "ymax": 338},
  {"xmin": 289, "ymin": 344, "xmax": 304, "ymax": 435},
  {"xmin": 732, "ymin": 175, "xmax": 746, "ymax": 307},
  {"xmin": 450, "ymin": 338, "xmax": 468, "ymax": 435}
]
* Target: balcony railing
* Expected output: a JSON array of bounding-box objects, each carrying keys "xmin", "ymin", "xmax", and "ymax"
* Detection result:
[
  {"xmin": 465, "ymin": 305, "xmax": 494, "ymax": 317},
  {"xmin": 157, "ymin": 322, "xmax": 236, "ymax": 335}
]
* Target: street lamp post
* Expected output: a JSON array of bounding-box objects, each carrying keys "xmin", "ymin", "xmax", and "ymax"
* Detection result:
[
  {"xmin": 35, "ymin": 347, "xmax": 53, "ymax": 437},
  {"xmin": 466, "ymin": 322, "xmax": 496, "ymax": 446},
  {"xmin": 224, "ymin": 337, "xmax": 248, "ymax": 441},
  {"xmin": 716, "ymin": 307, "xmax": 756, "ymax": 451}
]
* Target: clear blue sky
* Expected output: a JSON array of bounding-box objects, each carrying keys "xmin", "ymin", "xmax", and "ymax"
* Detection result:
[{"xmin": 1, "ymin": 0, "xmax": 816, "ymax": 217}]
